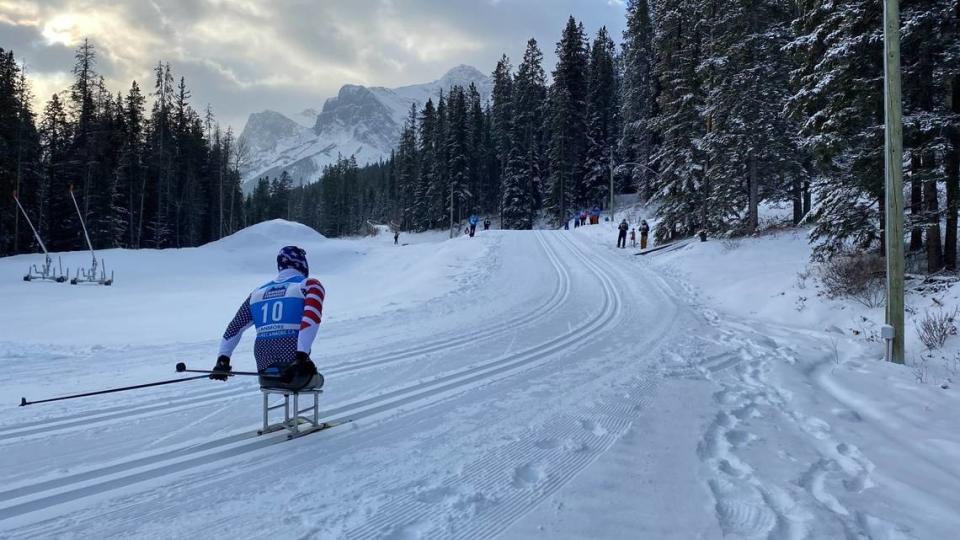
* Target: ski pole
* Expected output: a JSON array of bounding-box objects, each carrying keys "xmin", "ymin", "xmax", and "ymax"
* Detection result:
[
  {"xmin": 175, "ymin": 362, "xmax": 269, "ymax": 377},
  {"xmin": 19, "ymin": 375, "xmax": 211, "ymax": 407}
]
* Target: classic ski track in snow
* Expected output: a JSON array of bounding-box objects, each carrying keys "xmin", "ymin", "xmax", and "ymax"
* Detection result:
[
  {"xmin": 339, "ymin": 232, "xmax": 641, "ymax": 540},
  {"xmin": 0, "ymin": 232, "xmax": 571, "ymax": 443},
  {"xmin": 0, "ymin": 232, "xmax": 645, "ymax": 530}
]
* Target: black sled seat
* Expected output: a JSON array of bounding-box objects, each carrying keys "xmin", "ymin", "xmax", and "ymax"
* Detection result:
[{"xmin": 258, "ymin": 372, "xmax": 325, "ymax": 439}]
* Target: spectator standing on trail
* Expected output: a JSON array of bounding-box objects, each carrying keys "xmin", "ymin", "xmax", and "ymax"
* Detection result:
[
  {"xmin": 574, "ymin": 215, "xmax": 580, "ymax": 228},
  {"xmin": 468, "ymin": 215, "xmax": 479, "ymax": 237},
  {"xmin": 639, "ymin": 220, "xmax": 650, "ymax": 249},
  {"xmin": 630, "ymin": 228, "xmax": 637, "ymax": 248},
  {"xmin": 617, "ymin": 219, "xmax": 629, "ymax": 248},
  {"xmin": 394, "ymin": 230, "xmax": 399, "ymax": 245},
  {"xmin": 483, "ymin": 218, "xmax": 491, "ymax": 231}
]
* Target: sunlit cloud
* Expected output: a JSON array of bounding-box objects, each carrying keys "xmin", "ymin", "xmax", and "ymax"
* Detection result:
[{"xmin": 1, "ymin": 0, "xmax": 628, "ymax": 130}]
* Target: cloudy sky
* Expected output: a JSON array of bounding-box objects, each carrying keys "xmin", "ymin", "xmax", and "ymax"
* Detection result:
[{"xmin": 1, "ymin": 0, "xmax": 627, "ymax": 131}]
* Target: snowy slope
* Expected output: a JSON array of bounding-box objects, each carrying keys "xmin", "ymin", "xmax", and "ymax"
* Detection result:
[
  {"xmin": 239, "ymin": 65, "xmax": 493, "ymax": 190},
  {"xmin": 1, "ymin": 219, "xmax": 958, "ymax": 539}
]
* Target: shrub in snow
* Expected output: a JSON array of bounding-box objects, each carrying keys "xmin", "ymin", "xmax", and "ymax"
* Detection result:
[
  {"xmin": 914, "ymin": 308, "xmax": 958, "ymax": 350},
  {"xmin": 817, "ymin": 252, "xmax": 886, "ymax": 308},
  {"xmin": 795, "ymin": 267, "xmax": 811, "ymax": 290},
  {"xmin": 720, "ymin": 237, "xmax": 741, "ymax": 252}
]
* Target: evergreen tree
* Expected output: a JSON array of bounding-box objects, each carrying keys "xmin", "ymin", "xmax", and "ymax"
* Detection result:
[
  {"xmin": 620, "ymin": 0, "xmax": 658, "ymax": 199},
  {"xmin": 582, "ymin": 27, "xmax": 620, "ymax": 210},
  {"xmin": 491, "ymin": 55, "xmax": 514, "ymax": 175},
  {"xmin": 787, "ymin": 0, "xmax": 884, "ymax": 258},
  {"xmin": 512, "ymin": 39, "xmax": 548, "ymax": 223},
  {"xmin": 415, "ymin": 98, "xmax": 437, "ymax": 230},
  {"xmin": 546, "ymin": 17, "xmax": 590, "ymax": 224},
  {"xmin": 648, "ymin": 0, "xmax": 707, "ymax": 241}
]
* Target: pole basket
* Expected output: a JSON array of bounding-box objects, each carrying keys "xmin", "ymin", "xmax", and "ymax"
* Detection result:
[{"xmin": 23, "ymin": 254, "xmax": 68, "ymax": 283}]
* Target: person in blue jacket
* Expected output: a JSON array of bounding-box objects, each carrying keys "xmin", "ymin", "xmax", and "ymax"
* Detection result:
[{"xmin": 468, "ymin": 215, "xmax": 479, "ymax": 237}]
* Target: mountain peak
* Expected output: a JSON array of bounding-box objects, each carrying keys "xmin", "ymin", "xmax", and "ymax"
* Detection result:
[
  {"xmin": 441, "ymin": 64, "xmax": 486, "ymax": 82},
  {"xmin": 240, "ymin": 65, "xmax": 494, "ymax": 190}
]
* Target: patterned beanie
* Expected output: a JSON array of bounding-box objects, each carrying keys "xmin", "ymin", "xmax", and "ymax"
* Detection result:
[{"xmin": 277, "ymin": 246, "xmax": 308, "ymax": 275}]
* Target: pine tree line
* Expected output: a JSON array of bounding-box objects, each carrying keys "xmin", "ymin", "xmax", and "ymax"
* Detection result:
[
  {"xmin": 0, "ymin": 40, "xmax": 245, "ymax": 257},
  {"xmin": 286, "ymin": 1, "xmax": 957, "ymax": 272},
  {"xmin": 634, "ymin": 0, "xmax": 959, "ymax": 269}
]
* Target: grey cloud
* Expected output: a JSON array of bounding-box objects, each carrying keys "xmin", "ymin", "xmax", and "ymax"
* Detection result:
[{"xmin": 1, "ymin": 0, "xmax": 626, "ymax": 131}]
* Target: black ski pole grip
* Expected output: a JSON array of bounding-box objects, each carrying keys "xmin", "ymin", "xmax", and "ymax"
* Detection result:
[
  {"xmin": 20, "ymin": 397, "xmax": 27, "ymax": 407},
  {"xmin": 175, "ymin": 362, "xmax": 186, "ymax": 373}
]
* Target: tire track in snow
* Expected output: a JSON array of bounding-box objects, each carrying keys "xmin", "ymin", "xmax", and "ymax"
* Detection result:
[
  {"xmin": 0, "ymin": 232, "xmax": 570, "ymax": 443},
  {"xmin": 0, "ymin": 232, "xmax": 633, "ymax": 525}
]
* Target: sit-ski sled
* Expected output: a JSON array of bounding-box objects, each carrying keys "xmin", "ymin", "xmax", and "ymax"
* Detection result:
[{"xmin": 175, "ymin": 363, "xmax": 333, "ymax": 440}]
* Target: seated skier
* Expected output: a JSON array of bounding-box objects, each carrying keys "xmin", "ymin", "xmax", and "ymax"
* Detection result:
[{"xmin": 210, "ymin": 246, "xmax": 325, "ymax": 391}]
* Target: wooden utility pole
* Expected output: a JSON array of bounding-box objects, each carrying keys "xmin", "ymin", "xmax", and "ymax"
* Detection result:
[
  {"xmin": 609, "ymin": 147, "xmax": 615, "ymax": 221},
  {"xmin": 883, "ymin": 0, "xmax": 905, "ymax": 363}
]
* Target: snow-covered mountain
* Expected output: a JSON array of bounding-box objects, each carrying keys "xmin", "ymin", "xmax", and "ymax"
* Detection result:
[{"xmin": 239, "ymin": 65, "xmax": 493, "ymax": 191}]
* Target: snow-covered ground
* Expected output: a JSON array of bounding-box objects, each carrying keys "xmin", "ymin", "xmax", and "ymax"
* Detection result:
[{"xmin": 1, "ymin": 217, "xmax": 957, "ymax": 539}]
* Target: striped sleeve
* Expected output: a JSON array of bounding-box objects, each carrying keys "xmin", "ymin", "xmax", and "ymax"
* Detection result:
[
  {"xmin": 219, "ymin": 296, "xmax": 253, "ymax": 357},
  {"xmin": 297, "ymin": 278, "xmax": 325, "ymax": 353}
]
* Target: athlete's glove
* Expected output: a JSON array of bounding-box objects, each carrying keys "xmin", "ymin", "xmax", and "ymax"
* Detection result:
[
  {"xmin": 210, "ymin": 355, "xmax": 232, "ymax": 381},
  {"xmin": 281, "ymin": 351, "xmax": 317, "ymax": 383}
]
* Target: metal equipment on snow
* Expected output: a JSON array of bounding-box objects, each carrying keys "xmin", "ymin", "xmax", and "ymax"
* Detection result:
[
  {"xmin": 177, "ymin": 362, "xmax": 328, "ymax": 440},
  {"xmin": 12, "ymin": 192, "xmax": 67, "ymax": 283},
  {"xmin": 68, "ymin": 186, "xmax": 114, "ymax": 286}
]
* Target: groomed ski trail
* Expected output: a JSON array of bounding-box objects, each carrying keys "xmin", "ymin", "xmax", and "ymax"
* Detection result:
[{"xmin": 0, "ymin": 230, "xmax": 704, "ymax": 538}]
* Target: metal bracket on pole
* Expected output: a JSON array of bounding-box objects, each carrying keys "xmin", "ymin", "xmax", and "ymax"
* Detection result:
[{"xmin": 881, "ymin": 324, "xmax": 895, "ymax": 363}]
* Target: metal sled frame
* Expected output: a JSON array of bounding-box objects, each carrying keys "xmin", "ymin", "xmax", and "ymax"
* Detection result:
[{"xmin": 258, "ymin": 387, "xmax": 324, "ymax": 439}]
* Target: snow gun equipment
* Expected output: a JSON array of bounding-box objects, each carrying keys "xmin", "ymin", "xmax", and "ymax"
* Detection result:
[
  {"xmin": 12, "ymin": 192, "xmax": 67, "ymax": 283},
  {"xmin": 19, "ymin": 374, "xmax": 211, "ymax": 406},
  {"xmin": 68, "ymin": 185, "xmax": 114, "ymax": 286}
]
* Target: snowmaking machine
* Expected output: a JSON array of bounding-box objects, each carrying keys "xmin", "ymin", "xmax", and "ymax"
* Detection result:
[
  {"xmin": 68, "ymin": 186, "xmax": 113, "ymax": 286},
  {"xmin": 12, "ymin": 192, "xmax": 67, "ymax": 283}
]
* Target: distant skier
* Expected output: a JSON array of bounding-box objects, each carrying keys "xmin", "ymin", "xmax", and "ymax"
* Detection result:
[
  {"xmin": 394, "ymin": 230, "xmax": 399, "ymax": 245},
  {"xmin": 617, "ymin": 219, "xmax": 629, "ymax": 248},
  {"xmin": 630, "ymin": 228, "xmax": 637, "ymax": 248},
  {"xmin": 639, "ymin": 220, "xmax": 650, "ymax": 249},
  {"xmin": 580, "ymin": 210, "xmax": 588, "ymax": 226},
  {"xmin": 211, "ymin": 246, "xmax": 324, "ymax": 390},
  {"xmin": 468, "ymin": 215, "xmax": 479, "ymax": 237},
  {"xmin": 483, "ymin": 218, "xmax": 491, "ymax": 231}
]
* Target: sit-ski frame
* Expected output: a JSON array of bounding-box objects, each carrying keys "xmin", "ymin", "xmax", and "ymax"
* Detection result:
[{"xmin": 259, "ymin": 387, "xmax": 325, "ymax": 439}]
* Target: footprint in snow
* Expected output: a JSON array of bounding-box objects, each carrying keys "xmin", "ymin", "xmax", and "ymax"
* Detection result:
[
  {"xmin": 512, "ymin": 463, "xmax": 547, "ymax": 489},
  {"xmin": 580, "ymin": 419, "xmax": 608, "ymax": 437},
  {"xmin": 384, "ymin": 521, "xmax": 430, "ymax": 540},
  {"xmin": 831, "ymin": 408, "xmax": 863, "ymax": 423},
  {"xmin": 415, "ymin": 485, "xmax": 458, "ymax": 505},
  {"xmin": 725, "ymin": 429, "xmax": 756, "ymax": 449},
  {"xmin": 534, "ymin": 438, "xmax": 561, "ymax": 450}
]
